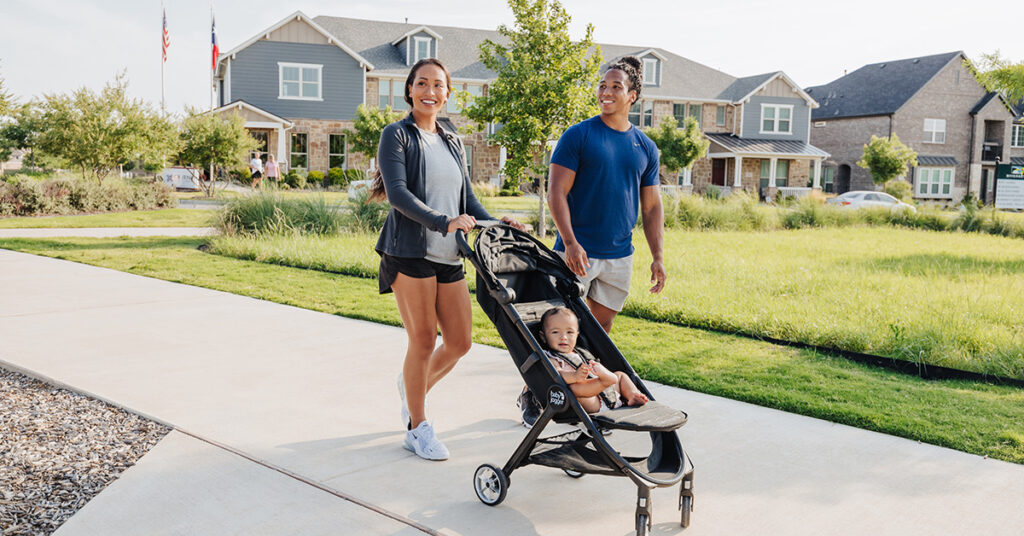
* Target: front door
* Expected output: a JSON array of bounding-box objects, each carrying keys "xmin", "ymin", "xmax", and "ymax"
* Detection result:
[
  {"xmin": 981, "ymin": 168, "xmax": 992, "ymax": 204},
  {"xmin": 250, "ymin": 131, "xmax": 269, "ymax": 163},
  {"xmin": 711, "ymin": 159, "xmax": 726, "ymax": 186}
]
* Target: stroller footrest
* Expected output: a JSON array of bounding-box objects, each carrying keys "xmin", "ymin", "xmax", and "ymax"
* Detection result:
[{"xmin": 591, "ymin": 401, "xmax": 688, "ymax": 432}]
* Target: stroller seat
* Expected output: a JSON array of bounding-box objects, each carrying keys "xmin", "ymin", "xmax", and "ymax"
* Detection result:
[{"xmin": 592, "ymin": 402, "xmax": 688, "ymax": 432}]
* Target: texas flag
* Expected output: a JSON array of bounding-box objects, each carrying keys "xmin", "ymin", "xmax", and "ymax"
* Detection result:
[{"xmin": 211, "ymin": 12, "xmax": 219, "ymax": 71}]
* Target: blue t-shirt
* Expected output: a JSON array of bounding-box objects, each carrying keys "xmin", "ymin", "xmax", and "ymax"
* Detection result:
[{"xmin": 550, "ymin": 115, "xmax": 660, "ymax": 259}]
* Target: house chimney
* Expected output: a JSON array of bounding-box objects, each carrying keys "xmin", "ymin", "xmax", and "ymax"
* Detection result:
[{"xmin": 405, "ymin": 17, "xmax": 408, "ymax": 24}]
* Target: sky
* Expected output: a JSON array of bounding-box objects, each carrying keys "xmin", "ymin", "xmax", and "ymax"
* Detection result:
[{"xmin": 3, "ymin": 0, "xmax": 1023, "ymax": 115}]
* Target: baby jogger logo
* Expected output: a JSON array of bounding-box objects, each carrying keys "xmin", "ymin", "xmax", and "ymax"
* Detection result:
[{"xmin": 548, "ymin": 388, "xmax": 566, "ymax": 409}]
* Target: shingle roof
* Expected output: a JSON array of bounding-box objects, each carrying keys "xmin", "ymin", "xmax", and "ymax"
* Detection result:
[
  {"xmin": 705, "ymin": 133, "xmax": 829, "ymax": 157},
  {"xmin": 805, "ymin": 51, "xmax": 964, "ymax": 120},
  {"xmin": 917, "ymin": 155, "xmax": 958, "ymax": 166},
  {"xmin": 312, "ymin": 16, "xmax": 744, "ymax": 100},
  {"xmin": 970, "ymin": 92, "xmax": 999, "ymax": 115},
  {"xmin": 715, "ymin": 72, "xmax": 779, "ymax": 102}
]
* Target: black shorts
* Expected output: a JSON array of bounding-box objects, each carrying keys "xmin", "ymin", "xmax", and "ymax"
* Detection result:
[
  {"xmin": 378, "ymin": 254, "xmax": 464, "ymax": 294},
  {"xmin": 251, "ymin": 171, "xmax": 262, "ymax": 179}
]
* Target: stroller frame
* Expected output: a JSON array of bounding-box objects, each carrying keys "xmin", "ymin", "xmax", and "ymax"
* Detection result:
[{"xmin": 457, "ymin": 224, "xmax": 695, "ymax": 534}]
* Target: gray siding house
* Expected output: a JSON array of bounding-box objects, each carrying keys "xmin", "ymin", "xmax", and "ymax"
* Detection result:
[
  {"xmin": 212, "ymin": 11, "xmax": 828, "ymax": 198},
  {"xmin": 805, "ymin": 51, "xmax": 1018, "ymax": 204}
]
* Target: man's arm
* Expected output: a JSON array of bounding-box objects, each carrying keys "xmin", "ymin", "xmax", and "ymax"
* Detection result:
[
  {"xmin": 548, "ymin": 163, "xmax": 589, "ymax": 277},
  {"xmin": 639, "ymin": 184, "xmax": 666, "ymax": 293}
]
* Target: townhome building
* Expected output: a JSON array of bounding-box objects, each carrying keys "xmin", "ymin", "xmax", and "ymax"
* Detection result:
[
  {"xmin": 212, "ymin": 11, "xmax": 827, "ymax": 199},
  {"xmin": 805, "ymin": 51, "xmax": 1019, "ymax": 204}
]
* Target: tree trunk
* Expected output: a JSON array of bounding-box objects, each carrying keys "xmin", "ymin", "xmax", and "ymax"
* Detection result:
[{"xmin": 537, "ymin": 170, "xmax": 547, "ymax": 238}]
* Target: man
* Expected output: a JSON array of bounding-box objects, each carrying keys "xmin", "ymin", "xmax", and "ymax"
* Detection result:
[
  {"xmin": 249, "ymin": 153, "xmax": 264, "ymax": 188},
  {"xmin": 517, "ymin": 56, "xmax": 666, "ymax": 427}
]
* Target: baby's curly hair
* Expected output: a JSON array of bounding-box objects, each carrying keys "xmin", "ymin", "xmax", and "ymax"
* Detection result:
[{"xmin": 605, "ymin": 56, "xmax": 643, "ymax": 101}]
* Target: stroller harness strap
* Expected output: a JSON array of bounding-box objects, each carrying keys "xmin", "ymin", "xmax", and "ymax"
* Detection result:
[{"xmin": 549, "ymin": 347, "xmax": 621, "ymax": 410}]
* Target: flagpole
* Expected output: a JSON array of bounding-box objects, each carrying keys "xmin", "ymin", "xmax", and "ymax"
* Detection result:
[
  {"xmin": 209, "ymin": 4, "xmax": 214, "ymax": 111},
  {"xmin": 161, "ymin": 1, "xmax": 166, "ymax": 115}
]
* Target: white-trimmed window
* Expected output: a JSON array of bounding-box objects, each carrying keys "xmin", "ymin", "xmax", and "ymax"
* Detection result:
[
  {"xmin": 464, "ymin": 144, "xmax": 473, "ymax": 179},
  {"xmin": 760, "ymin": 104, "xmax": 793, "ymax": 134},
  {"xmin": 290, "ymin": 133, "xmax": 308, "ymax": 170},
  {"xmin": 924, "ymin": 118, "xmax": 946, "ymax": 143},
  {"xmin": 760, "ymin": 159, "xmax": 790, "ymax": 184},
  {"xmin": 329, "ymin": 134, "xmax": 346, "ymax": 169},
  {"xmin": 716, "ymin": 105, "xmax": 726, "ymax": 126},
  {"xmin": 1012, "ymin": 124, "xmax": 1024, "ymax": 148},
  {"xmin": 916, "ymin": 167, "xmax": 953, "ymax": 197},
  {"xmin": 629, "ymin": 100, "xmax": 653, "ymax": 127},
  {"xmin": 279, "ymin": 63, "xmax": 322, "ymax": 101},
  {"xmin": 414, "ymin": 37, "xmax": 432, "ymax": 62},
  {"xmin": 377, "ymin": 79, "xmax": 407, "ymax": 111},
  {"xmin": 643, "ymin": 57, "xmax": 659, "ymax": 85}
]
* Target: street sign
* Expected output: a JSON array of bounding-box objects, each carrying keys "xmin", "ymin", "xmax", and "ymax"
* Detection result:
[{"xmin": 995, "ymin": 164, "xmax": 1024, "ymax": 210}]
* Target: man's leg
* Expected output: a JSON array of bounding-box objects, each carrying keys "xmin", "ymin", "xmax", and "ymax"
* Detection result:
[{"xmin": 587, "ymin": 298, "xmax": 618, "ymax": 333}]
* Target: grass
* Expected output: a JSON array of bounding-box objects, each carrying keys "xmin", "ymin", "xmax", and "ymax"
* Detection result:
[
  {"xmin": 2, "ymin": 235, "xmax": 1022, "ymax": 464},
  {"xmin": 208, "ymin": 226, "xmax": 1024, "ymax": 380},
  {"xmin": 0, "ymin": 208, "xmax": 214, "ymax": 228},
  {"xmin": 480, "ymin": 195, "xmax": 538, "ymax": 213}
]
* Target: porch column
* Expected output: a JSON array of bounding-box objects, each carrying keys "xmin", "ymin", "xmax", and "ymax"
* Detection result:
[
  {"xmin": 683, "ymin": 167, "xmax": 692, "ymax": 186},
  {"xmin": 769, "ymin": 158, "xmax": 778, "ymax": 188},
  {"xmin": 733, "ymin": 156, "xmax": 743, "ymax": 187},
  {"xmin": 276, "ymin": 127, "xmax": 288, "ymax": 171},
  {"xmin": 813, "ymin": 159, "xmax": 822, "ymax": 189}
]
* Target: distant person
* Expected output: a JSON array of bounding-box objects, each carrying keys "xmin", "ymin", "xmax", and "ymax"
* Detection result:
[
  {"xmin": 540, "ymin": 306, "xmax": 647, "ymax": 414},
  {"xmin": 517, "ymin": 55, "xmax": 666, "ymax": 428},
  {"xmin": 250, "ymin": 153, "xmax": 264, "ymax": 188},
  {"xmin": 371, "ymin": 58, "xmax": 525, "ymax": 461},
  {"xmin": 265, "ymin": 154, "xmax": 279, "ymax": 185}
]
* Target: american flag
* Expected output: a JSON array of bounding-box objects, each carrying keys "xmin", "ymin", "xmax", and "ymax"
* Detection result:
[
  {"xmin": 211, "ymin": 13, "xmax": 219, "ymax": 71},
  {"xmin": 161, "ymin": 8, "xmax": 169, "ymax": 62}
]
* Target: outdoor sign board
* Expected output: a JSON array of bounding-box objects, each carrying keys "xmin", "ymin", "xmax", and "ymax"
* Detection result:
[{"xmin": 995, "ymin": 164, "xmax": 1024, "ymax": 210}]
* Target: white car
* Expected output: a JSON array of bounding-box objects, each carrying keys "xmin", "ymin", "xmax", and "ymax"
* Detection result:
[{"xmin": 826, "ymin": 191, "xmax": 916, "ymax": 213}]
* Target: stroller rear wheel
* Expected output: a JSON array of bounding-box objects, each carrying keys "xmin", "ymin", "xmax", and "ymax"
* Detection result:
[
  {"xmin": 680, "ymin": 495, "xmax": 692, "ymax": 528},
  {"xmin": 563, "ymin": 469, "xmax": 584, "ymax": 478},
  {"xmin": 473, "ymin": 464, "xmax": 508, "ymax": 506},
  {"xmin": 635, "ymin": 513, "xmax": 650, "ymax": 536}
]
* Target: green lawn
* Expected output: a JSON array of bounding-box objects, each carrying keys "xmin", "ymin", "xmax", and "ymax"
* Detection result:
[
  {"xmin": 2, "ymin": 235, "xmax": 1021, "ymax": 464},
  {"xmin": 208, "ymin": 226, "xmax": 1024, "ymax": 379},
  {"xmin": 0, "ymin": 208, "xmax": 215, "ymax": 228},
  {"xmin": 480, "ymin": 195, "xmax": 538, "ymax": 213}
]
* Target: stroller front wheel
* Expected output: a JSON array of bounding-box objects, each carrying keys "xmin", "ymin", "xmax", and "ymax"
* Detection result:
[
  {"xmin": 473, "ymin": 464, "xmax": 508, "ymax": 506},
  {"xmin": 563, "ymin": 469, "xmax": 584, "ymax": 478}
]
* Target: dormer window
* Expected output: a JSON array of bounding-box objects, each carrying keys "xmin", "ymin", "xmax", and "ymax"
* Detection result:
[
  {"xmin": 414, "ymin": 37, "xmax": 432, "ymax": 62},
  {"xmin": 643, "ymin": 57, "xmax": 658, "ymax": 85}
]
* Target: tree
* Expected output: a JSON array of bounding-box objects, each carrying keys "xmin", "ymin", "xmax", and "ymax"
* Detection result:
[
  {"xmin": 0, "ymin": 65, "xmax": 13, "ymax": 118},
  {"xmin": 177, "ymin": 108, "xmax": 258, "ymax": 197},
  {"xmin": 344, "ymin": 103, "xmax": 403, "ymax": 170},
  {"xmin": 857, "ymin": 134, "xmax": 918, "ymax": 185},
  {"xmin": 463, "ymin": 0, "xmax": 602, "ymax": 237},
  {"xmin": 967, "ymin": 52, "xmax": 1024, "ymax": 102},
  {"xmin": 644, "ymin": 116, "xmax": 709, "ymax": 180},
  {"xmin": 36, "ymin": 73, "xmax": 178, "ymax": 183}
]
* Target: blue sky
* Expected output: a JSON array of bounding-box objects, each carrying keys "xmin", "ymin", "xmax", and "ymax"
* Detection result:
[{"xmin": 3, "ymin": 0, "xmax": 1022, "ymax": 115}]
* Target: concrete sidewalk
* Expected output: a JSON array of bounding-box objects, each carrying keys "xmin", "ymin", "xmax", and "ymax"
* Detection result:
[
  {"xmin": 0, "ymin": 227, "xmax": 215, "ymax": 238},
  {"xmin": 1, "ymin": 248, "xmax": 1022, "ymax": 535}
]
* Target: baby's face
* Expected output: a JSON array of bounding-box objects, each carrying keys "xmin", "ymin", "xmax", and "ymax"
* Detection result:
[{"xmin": 543, "ymin": 311, "xmax": 579, "ymax": 354}]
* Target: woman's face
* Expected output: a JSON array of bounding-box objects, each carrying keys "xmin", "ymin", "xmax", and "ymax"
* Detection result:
[
  {"xmin": 597, "ymin": 68, "xmax": 635, "ymax": 116},
  {"xmin": 408, "ymin": 64, "xmax": 449, "ymax": 116}
]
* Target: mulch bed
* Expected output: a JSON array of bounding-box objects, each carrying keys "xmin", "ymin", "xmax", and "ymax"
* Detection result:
[{"xmin": 0, "ymin": 368, "xmax": 170, "ymax": 535}]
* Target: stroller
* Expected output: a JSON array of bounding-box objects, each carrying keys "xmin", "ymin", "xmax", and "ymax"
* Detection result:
[{"xmin": 456, "ymin": 224, "xmax": 695, "ymax": 534}]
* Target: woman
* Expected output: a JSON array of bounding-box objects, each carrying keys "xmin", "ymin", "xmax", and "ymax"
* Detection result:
[
  {"xmin": 373, "ymin": 58, "xmax": 524, "ymax": 461},
  {"xmin": 265, "ymin": 154, "xmax": 279, "ymax": 185}
]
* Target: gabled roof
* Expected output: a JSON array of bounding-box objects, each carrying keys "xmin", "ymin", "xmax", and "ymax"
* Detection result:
[
  {"xmin": 635, "ymin": 48, "xmax": 668, "ymax": 62},
  {"xmin": 805, "ymin": 51, "xmax": 964, "ymax": 120},
  {"xmin": 390, "ymin": 26, "xmax": 444, "ymax": 46},
  {"xmin": 218, "ymin": 11, "xmax": 373, "ymax": 71},
  {"xmin": 211, "ymin": 100, "xmax": 294, "ymax": 127}
]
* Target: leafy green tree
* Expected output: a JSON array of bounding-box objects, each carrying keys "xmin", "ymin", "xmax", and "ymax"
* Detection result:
[
  {"xmin": 967, "ymin": 52, "xmax": 1024, "ymax": 101},
  {"xmin": 0, "ymin": 65, "xmax": 13, "ymax": 118},
  {"xmin": 644, "ymin": 116, "xmax": 709, "ymax": 180},
  {"xmin": 0, "ymin": 103, "xmax": 38, "ymax": 163},
  {"xmin": 36, "ymin": 73, "xmax": 178, "ymax": 183},
  {"xmin": 345, "ymin": 104, "xmax": 403, "ymax": 169},
  {"xmin": 857, "ymin": 134, "xmax": 918, "ymax": 185},
  {"xmin": 463, "ymin": 0, "xmax": 602, "ymax": 237},
  {"xmin": 177, "ymin": 108, "xmax": 258, "ymax": 197}
]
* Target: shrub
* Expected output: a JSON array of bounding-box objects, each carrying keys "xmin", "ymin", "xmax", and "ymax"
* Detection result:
[
  {"xmin": 327, "ymin": 167, "xmax": 347, "ymax": 188},
  {"xmin": 472, "ymin": 182, "xmax": 499, "ymax": 198},
  {"xmin": 282, "ymin": 169, "xmax": 304, "ymax": 189},
  {"xmin": 953, "ymin": 199, "xmax": 983, "ymax": 233},
  {"xmin": 0, "ymin": 176, "xmax": 175, "ymax": 216},
  {"xmin": 346, "ymin": 168, "xmax": 365, "ymax": 186},
  {"xmin": 884, "ymin": 179, "xmax": 913, "ymax": 201},
  {"xmin": 217, "ymin": 191, "xmax": 342, "ymax": 236},
  {"xmin": 346, "ymin": 190, "xmax": 389, "ymax": 232},
  {"xmin": 306, "ymin": 170, "xmax": 324, "ymax": 189}
]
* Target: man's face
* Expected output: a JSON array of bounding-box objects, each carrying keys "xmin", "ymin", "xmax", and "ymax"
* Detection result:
[{"xmin": 597, "ymin": 69, "xmax": 635, "ymax": 116}]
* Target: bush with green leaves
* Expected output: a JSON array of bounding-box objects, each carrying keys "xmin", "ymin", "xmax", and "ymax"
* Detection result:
[
  {"xmin": 216, "ymin": 192, "xmax": 342, "ymax": 236},
  {"xmin": 346, "ymin": 190, "xmax": 389, "ymax": 232},
  {"xmin": 282, "ymin": 169, "xmax": 304, "ymax": 189},
  {"xmin": 306, "ymin": 170, "xmax": 324, "ymax": 189},
  {"xmin": 0, "ymin": 176, "xmax": 175, "ymax": 216},
  {"xmin": 884, "ymin": 179, "xmax": 913, "ymax": 201},
  {"xmin": 327, "ymin": 167, "xmax": 347, "ymax": 188}
]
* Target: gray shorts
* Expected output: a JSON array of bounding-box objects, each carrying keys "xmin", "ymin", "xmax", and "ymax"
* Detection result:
[{"xmin": 556, "ymin": 252, "xmax": 633, "ymax": 312}]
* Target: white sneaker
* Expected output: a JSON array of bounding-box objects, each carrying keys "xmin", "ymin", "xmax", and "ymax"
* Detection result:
[
  {"xmin": 404, "ymin": 421, "xmax": 449, "ymax": 461},
  {"xmin": 397, "ymin": 373, "xmax": 409, "ymax": 429}
]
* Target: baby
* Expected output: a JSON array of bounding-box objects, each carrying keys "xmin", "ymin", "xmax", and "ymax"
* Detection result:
[{"xmin": 540, "ymin": 306, "xmax": 649, "ymax": 413}]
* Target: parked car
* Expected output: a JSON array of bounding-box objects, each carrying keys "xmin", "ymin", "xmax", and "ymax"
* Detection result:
[{"xmin": 826, "ymin": 191, "xmax": 916, "ymax": 213}]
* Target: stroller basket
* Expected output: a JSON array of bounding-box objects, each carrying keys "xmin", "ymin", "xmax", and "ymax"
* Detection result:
[{"xmin": 458, "ymin": 224, "xmax": 695, "ymax": 534}]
